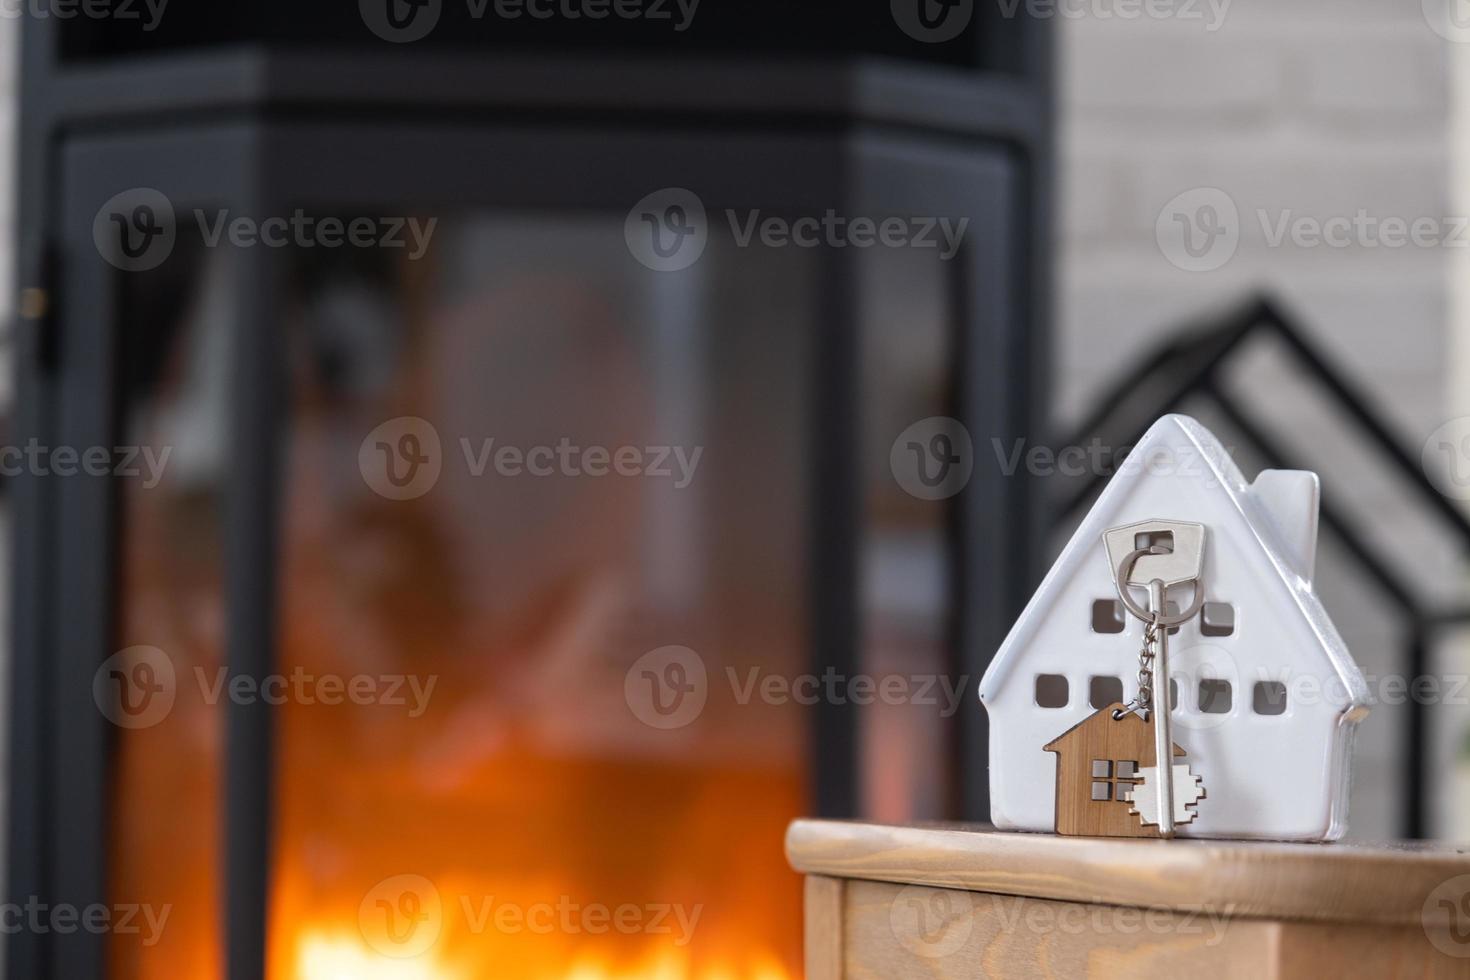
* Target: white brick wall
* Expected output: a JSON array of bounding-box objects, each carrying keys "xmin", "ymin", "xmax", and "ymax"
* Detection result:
[{"xmin": 1058, "ymin": 5, "xmax": 1466, "ymax": 839}]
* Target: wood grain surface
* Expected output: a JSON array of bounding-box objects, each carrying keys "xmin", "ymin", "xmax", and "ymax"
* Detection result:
[
  {"xmin": 805, "ymin": 875, "xmax": 845, "ymax": 980},
  {"xmin": 834, "ymin": 880, "xmax": 1468, "ymax": 979},
  {"xmin": 786, "ymin": 819, "xmax": 1470, "ymax": 927}
]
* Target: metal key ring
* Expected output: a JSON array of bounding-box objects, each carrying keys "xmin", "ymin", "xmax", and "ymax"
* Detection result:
[{"xmin": 1115, "ymin": 547, "xmax": 1205, "ymax": 626}]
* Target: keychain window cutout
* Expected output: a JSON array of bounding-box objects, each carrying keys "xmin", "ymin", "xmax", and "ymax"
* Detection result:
[
  {"xmin": 1089, "ymin": 675, "xmax": 1123, "ymax": 709},
  {"xmin": 1035, "ymin": 674, "xmax": 1069, "ymax": 708},
  {"xmin": 1253, "ymin": 680, "xmax": 1287, "ymax": 715},
  {"xmin": 1201, "ymin": 602, "xmax": 1236, "ymax": 637},
  {"xmin": 1091, "ymin": 599, "xmax": 1125, "ymax": 633},
  {"xmin": 1089, "ymin": 757, "xmax": 1141, "ymax": 804},
  {"xmin": 1199, "ymin": 678, "xmax": 1232, "ymax": 714}
]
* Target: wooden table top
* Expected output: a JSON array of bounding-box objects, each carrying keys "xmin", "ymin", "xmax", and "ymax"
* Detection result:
[{"xmin": 786, "ymin": 820, "xmax": 1470, "ymax": 927}]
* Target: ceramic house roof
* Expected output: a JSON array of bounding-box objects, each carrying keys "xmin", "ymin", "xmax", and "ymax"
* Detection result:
[{"xmin": 979, "ymin": 414, "xmax": 1371, "ymax": 717}]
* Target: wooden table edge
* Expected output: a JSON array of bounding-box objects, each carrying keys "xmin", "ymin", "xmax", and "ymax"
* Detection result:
[{"xmin": 785, "ymin": 819, "xmax": 1470, "ymax": 928}]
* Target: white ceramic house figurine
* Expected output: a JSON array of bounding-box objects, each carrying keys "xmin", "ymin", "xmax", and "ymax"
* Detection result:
[{"xmin": 979, "ymin": 414, "xmax": 1370, "ymax": 841}]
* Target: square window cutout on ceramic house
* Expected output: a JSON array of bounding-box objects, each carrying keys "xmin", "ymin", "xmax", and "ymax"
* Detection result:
[
  {"xmin": 1253, "ymin": 681, "xmax": 1287, "ymax": 715},
  {"xmin": 1035, "ymin": 674, "xmax": 1068, "ymax": 708},
  {"xmin": 1201, "ymin": 602, "xmax": 1235, "ymax": 637},
  {"xmin": 1091, "ymin": 599, "xmax": 1124, "ymax": 633},
  {"xmin": 1089, "ymin": 675, "xmax": 1123, "ymax": 709},
  {"xmin": 1199, "ymin": 678, "xmax": 1232, "ymax": 714}
]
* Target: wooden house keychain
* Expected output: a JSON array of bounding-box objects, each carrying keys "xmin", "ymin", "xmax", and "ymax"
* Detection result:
[{"xmin": 1044, "ymin": 520, "xmax": 1208, "ymax": 838}]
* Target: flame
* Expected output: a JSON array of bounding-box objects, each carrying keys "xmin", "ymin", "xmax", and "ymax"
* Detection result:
[
  {"xmin": 291, "ymin": 929, "xmax": 791, "ymax": 980},
  {"xmin": 297, "ymin": 931, "xmax": 465, "ymax": 980},
  {"xmin": 108, "ymin": 280, "xmax": 810, "ymax": 980}
]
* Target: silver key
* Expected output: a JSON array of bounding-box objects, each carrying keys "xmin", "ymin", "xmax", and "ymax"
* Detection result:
[
  {"xmin": 1104, "ymin": 520, "xmax": 1208, "ymax": 838},
  {"xmin": 1147, "ymin": 579, "xmax": 1177, "ymax": 836}
]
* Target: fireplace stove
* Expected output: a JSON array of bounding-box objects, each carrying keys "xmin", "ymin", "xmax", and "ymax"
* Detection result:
[{"xmin": 7, "ymin": 6, "xmax": 1051, "ymax": 978}]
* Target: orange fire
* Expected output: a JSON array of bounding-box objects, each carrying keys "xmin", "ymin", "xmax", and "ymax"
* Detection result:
[
  {"xmin": 109, "ymin": 470, "xmax": 807, "ymax": 980},
  {"xmin": 290, "ymin": 928, "xmax": 792, "ymax": 980},
  {"xmin": 109, "ymin": 268, "xmax": 809, "ymax": 980}
]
